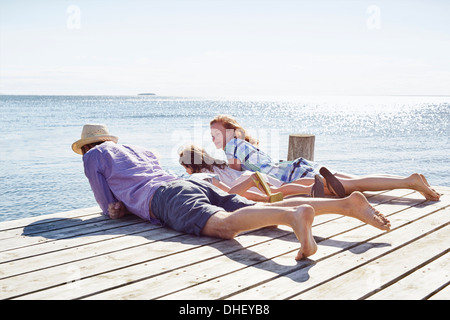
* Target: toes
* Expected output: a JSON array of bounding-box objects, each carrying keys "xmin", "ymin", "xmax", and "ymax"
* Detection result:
[{"xmin": 373, "ymin": 211, "xmax": 391, "ymax": 230}]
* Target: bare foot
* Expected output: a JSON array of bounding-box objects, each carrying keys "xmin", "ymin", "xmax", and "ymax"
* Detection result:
[
  {"xmin": 345, "ymin": 192, "xmax": 391, "ymax": 231},
  {"xmin": 409, "ymin": 173, "xmax": 440, "ymax": 201},
  {"xmin": 290, "ymin": 205, "xmax": 318, "ymax": 261},
  {"xmin": 419, "ymin": 174, "xmax": 441, "ymax": 201}
]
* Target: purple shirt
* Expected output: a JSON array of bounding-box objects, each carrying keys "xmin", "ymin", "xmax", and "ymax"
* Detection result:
[{"xmin": 83, "ymin": 141, "xmax": 179, "ymax": 222}]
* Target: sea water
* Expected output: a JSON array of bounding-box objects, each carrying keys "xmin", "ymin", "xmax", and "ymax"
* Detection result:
[{"xmin": 0, "ymin": 95, "xmax": 449, "ymax": 222}]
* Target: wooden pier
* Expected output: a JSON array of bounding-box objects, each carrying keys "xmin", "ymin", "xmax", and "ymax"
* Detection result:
[{"xmin": 1, "ymin": 187, "xmax": 449, "ymax": 300}]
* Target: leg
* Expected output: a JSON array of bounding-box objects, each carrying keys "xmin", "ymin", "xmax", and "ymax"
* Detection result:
[
  {"xmin": 335, "ymin": 172, "xmax": 440, "ymax": 201},
  {"xmin": 292, "ymin": 171, "xmax": 440, "ymax": 201},
  {"xmin": 201, "ymin": 204, "xmax": 318, "ymax": 260},
  {"xmin": 290, "ymin": 177, "xmax": 315, "ymax": 186},
  {"xmin": 266, "ymin": 192, "xmax": 391, "ymax": 231},
  {"xmin": 271, "ymin": 184, "xmax": 311, "ymax": 197},
  {"xmin": 241, "ymin": 190, "xmax": 270, "ymax": 202},
  {"xmin": 289, "ymin": 177, "xmax": 340, "ymax": 197}
]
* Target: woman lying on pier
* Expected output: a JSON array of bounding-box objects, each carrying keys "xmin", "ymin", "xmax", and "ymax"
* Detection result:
[{"xmin": 209, "ymin": 114, "xmax": 441, "ymax": 201}]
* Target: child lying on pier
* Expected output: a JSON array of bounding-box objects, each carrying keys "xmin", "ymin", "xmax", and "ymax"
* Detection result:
[
  {"xmin": 179, "ymin": 144, "xmax": 325, "ymax": 202},
  {"xmin": 210, "ymin": 114, "xmax": 441, "ymax": 201}
]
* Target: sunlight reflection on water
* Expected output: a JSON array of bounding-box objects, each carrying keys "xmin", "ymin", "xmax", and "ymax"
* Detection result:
[{"xmin": 0, "ymin": 95, "xmax": 448, "ymax": 221}]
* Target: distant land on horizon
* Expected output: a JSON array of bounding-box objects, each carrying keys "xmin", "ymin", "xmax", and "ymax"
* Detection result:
[{"xmin": 137, "ymin": 93, "xmax": 156, "ymax": 95}]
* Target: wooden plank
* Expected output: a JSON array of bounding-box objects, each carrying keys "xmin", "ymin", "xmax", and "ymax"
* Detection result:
[
  {"xmin": 293, "ymin": 225, "xmax": 449, "ymax": 300},
  {"xmin": 6, "ymin": 189, "xmax": 440, "ymax": 298},
  {"xmin": 428, "ymin": 283, "xmax": 450, "ymax": 300},
  {"xmin": 83, "ymin": 231, "xmax": 307, "ymax": 300},
  {"xmin": 0, "ymin": 207, "xmax": 101, "ymax": 232},
  {"xmin": 2, "ymin": 228, "xmax": 213, "ymax": 299},
  {"xmin": 3, "ymin": 191, "xmax": 389, "ymax": 299},
  {"xmin": 287, "ymin": 134, "xmax": 315, "ymax": 161},
  {"xmin": 367, "ymin": 252, "xmax": 450, "ymax": 300},
  {"xmin": 0, "ymin": 187, "xmax": 448, "ymax": 300},
  {"xmin": 5, "ymin": 209, "xmax": 358, "ymax": 299},
  {"xmin": 226, "ymin": 206, "xmax": 449, "ymax": 300},
  {"xmin": 10, "ymin": 229, "xmax": 285, "ymax": 299},
  {"xmin": 87, "ymin": 195, "xmax": 423, "ymax": 300},
  {"xmin": 2, "ymin": 206, "xmax": 346, "ymax": 298},
  {"xmin": 0, "ymin": 224, "xmax": 169, "ymax": 279},
  {"xmin": 83, "ymin": 193, "xmax": 445, "ymax": 299},
  {"xmin": 0, "ymin": 221, "xmax": 160, "ymax": 266},
  {"xmin": 0, "ymin": 213, "xmax": 109, "ymax": 242},
  {"xmin": 0, "ymin": 214, "xmax": 144, "ymax": 253}
]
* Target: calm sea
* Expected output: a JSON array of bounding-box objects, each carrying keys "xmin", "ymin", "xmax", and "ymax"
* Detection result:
[{"xmin": 0, "ymin": 95, "xmax": 449, "ymax": 222}]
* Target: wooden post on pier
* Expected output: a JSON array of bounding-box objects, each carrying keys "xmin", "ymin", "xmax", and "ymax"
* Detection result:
[{"xmin": 287, "ymin": 134, "xmax": 315, "ymax": 161}]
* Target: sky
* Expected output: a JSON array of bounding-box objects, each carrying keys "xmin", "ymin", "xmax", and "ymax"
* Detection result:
[{"xmin": 1, "ymin": 0, "xmax": 449, "ymax": 96}]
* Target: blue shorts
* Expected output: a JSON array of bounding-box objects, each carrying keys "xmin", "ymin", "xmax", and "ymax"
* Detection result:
[{"xmin": 151, "ymin": 179, "xmax": 256, "ymax": 236}]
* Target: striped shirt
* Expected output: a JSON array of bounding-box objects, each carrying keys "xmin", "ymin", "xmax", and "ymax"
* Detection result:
[{"xmin": 224, "ymin": 138, "xmax": 321, "ymax": 182}]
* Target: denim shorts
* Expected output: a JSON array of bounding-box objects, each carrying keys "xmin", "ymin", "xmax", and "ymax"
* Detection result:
[{"xmin": 151, "ymin": 179, "xmax": 255, "ymax": 236}]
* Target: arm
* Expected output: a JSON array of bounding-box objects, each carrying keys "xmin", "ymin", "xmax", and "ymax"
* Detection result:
[
  {"xmin": 227, "ymin": 158, "xmax": 242, "ymax": 171},
  {"xmin": 224, "ymin": 138, "xmax": 243, "ymax": 171},
  {"xmin": 211, "ymin": 177, "xmax": 232, "ymax": 193},
  {"xmin": 84, "ymin": 155, "xmax": 118, "ymax": 217},
  {"xmin": 228, "ymin": 172, "xmax": 258, "ymax": 195},
  {"xmin": 210, "ymin": 174, "xmax": 254, "ymax": 195},
  {"xmin": 226, "ymin": 173, "xmax": 270, "ymax": 202},
  {"xmin": 210, "ymin": 171, "xmax": 269, "ymax": 202}
]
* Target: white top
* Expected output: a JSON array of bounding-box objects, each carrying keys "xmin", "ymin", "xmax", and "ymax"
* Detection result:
[{"xmin": 190, "ymin": 166, "xmax": 283, "ymax": 194}]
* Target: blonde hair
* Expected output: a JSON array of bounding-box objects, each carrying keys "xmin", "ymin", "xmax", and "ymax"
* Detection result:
[
  {"xmin": 210, "ymin": 114, "xmax": 259, "ymax": 146},
  {"xmin": 179, "ymin": 144, "xmax": 227, "ymax": 173}
]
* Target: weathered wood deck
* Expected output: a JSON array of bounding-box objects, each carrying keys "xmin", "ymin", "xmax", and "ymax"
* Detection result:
[{"xmin": 1, "ymin": 187, "xmax": 449, "ymax": 300}]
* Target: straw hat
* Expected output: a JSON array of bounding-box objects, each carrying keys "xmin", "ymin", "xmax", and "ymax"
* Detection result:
[{"xmin": 72, "ymin": 124, "xmax": 118, "ymax": 155}]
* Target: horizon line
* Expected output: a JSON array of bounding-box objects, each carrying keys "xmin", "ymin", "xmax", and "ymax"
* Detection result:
[{"xmin": 2, "ymin": 93, "xmax": 450, "ymax": 98}]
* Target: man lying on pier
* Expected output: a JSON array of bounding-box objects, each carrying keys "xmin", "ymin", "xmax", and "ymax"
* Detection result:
[{"xmin": 72, "ymin": 124, "xmax": 390, "ymax": 261}]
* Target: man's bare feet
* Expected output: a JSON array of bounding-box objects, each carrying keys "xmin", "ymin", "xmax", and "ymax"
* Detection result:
[
  {"xmin": 290, "ymin": 205, "xmax": 318, "ymax": 261},
  {"xmin": 345, "ymin": 192, "xmax": 391, "ymax": 231},
  {"xmin": 409, "ymin": 173, "xmax": 440, "ymax": 201}
]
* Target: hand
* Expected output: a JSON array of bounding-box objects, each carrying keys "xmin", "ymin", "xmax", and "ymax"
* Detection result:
[{"xmin": 108, "ymin": 201, "xmax": 128, "ymax": 219}]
